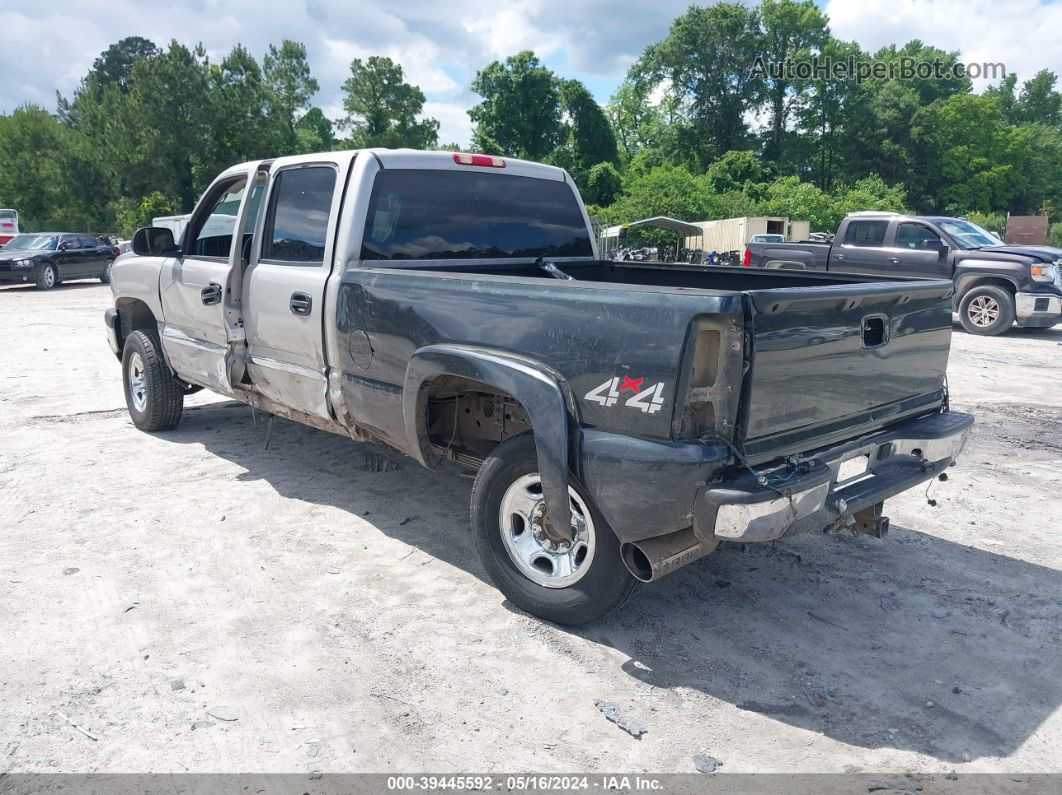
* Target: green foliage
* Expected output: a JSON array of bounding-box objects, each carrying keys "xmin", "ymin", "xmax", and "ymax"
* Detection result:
[
  {"xmin": 1049, "ymin": 222, "xmax": 1062, "ymax": 247},
  {"xmin": 264, "ymin": 40, "xmax": 320, "ymax": 152},
  {"xmin": 584, "ymin": 163, "xmax": 623, "ymax": 206},
  {"xmin": 340, "ymin": 56, "xmax": 439, "ymax": 149},
  {"xmin": 967, "ymin": 212, "xmax": 1007, "ymax": 239},
  {"xmin": 552, "ymin": 79, "xmax": 619, "ymax": 185},
  {"xmin": 631, "ymin": 3, "xmax": 765, "ymax": 169},
  {"xmin": 0, "ymin": 105, "xmax": 74, "ymax": 227},
  {"xmin": 469, "ymin": 51, "xmax": 563, "ymax": 160},
  {"xmin": 115, "ymin": 191, "xmax": 179, "ymax": 237},
  {"xmin": 705, "ymin": 150, "xmax": 764, "ymax": 193}
]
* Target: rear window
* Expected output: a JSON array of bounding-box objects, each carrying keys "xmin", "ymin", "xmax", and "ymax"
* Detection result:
[
  {"xmin": 844, "ymin": 220, "xmax": 888, "ymax": 247},
  {"xmin": 360, "ymin": 169, "xmax": 592, "ymax": 261}
]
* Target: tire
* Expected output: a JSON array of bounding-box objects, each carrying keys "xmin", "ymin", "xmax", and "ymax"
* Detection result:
[
  {"xmin": 100, "ymin": 258, "xmax": 114, "ymax": 284},
  {"xmin": 959, "ymin": 285, "xmax": 1015, "ymax": 336},
  {"xmin": 121, "ymin": 329, "xmax": 184, "ymax": 431},
  {"xmin": 471, "ymin": 433, "xmax": 638, "ymax": 625},
  {"xmin": 35, "ymin": 263, "xmax": 57, "ymax": 290}
]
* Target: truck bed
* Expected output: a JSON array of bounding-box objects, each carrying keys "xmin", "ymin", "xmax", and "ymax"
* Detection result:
[{"xmin": 339, "ymin": 259, "xmax": 954, "ymax": 465}]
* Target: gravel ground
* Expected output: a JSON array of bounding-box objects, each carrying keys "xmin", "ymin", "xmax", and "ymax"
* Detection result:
[{"xmin": 1, "ymin": 281, "xmax": 1060, "ymax": 775}]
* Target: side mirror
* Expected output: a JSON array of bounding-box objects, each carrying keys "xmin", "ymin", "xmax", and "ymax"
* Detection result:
[
  {"xmin": 923, "ymin": 239, "xmax": 949, "ymax": 257},
  {"xmin": 132, "ymin": 226, "xmax": 181, "ymax": 257}
]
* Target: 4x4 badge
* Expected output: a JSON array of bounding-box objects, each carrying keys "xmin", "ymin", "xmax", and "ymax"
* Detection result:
[{"xmin": 585, "ymin": 377, "xmax": 666, "ymax": 414}]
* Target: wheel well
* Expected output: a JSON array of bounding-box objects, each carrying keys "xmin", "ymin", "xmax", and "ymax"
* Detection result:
[
  {"xmin": 958, "ymin": 277, "xmax": 1016, "ymax": 304},
  {"xmin": 423, "ymin": 376, "xmax": 531, "ymax": 469},
  {"xmin": 115, "ymin": 298, "xmax": 159, "ymax": 350}
]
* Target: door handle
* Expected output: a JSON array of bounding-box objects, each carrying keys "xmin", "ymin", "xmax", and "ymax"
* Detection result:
[
  {"xmin": 834, "ymin": 253, "xmax": 847, "ymax": 260},
  {"xmin": 290, "ymin": 292, "xmax": 312, "ymax": 316},
  {"xmin": 887, "ymin": 257, "xmax": 901, "ymax": 264},
  {"xmin": 201, "ymin": 283, "xmax": 222, "ymax": 305}
]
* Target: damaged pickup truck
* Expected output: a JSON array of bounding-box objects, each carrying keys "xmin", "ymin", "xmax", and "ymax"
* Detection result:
[{"xmin": 105, "ymin": 150, "xmax": 973, "ymax": 625}]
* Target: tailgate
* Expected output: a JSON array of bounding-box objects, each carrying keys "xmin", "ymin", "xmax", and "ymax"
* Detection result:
[{"xmin": 738, "ymin": 279, "xmax": 954, "ymax": 463}]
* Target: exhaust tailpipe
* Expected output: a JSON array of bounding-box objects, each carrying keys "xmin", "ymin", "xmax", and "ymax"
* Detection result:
[{"xmin": 621, "ymin": 527, "xmax": 718, "ymax": 583}]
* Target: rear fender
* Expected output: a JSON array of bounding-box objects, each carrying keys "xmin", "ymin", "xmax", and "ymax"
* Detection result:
[{"xmin": 404, "ymin": 344, "xmax": 576, "ymax": 532}]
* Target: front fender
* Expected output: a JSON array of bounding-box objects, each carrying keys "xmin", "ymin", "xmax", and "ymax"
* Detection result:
[{"xmin": 404, "ymin": 344, "xmax": 575, "ymax": 532}]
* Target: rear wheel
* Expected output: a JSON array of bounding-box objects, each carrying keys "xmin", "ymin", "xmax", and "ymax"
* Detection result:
[
  {"xmin": 471, "ymin": 433, "xmax": 638, "ymax": 625},
  {"xmin": 100, "ymin": 258, "xmax": 114, "ymax": 284},
  {"xmin": 35, "ymin": 263, "xmax": 57, "ymax": 290},
  {"xmin": 959, "ymin": 285, "xmax": 1014, "ymax": 336},
  {"xmin": 121, "ymin": 330, "xmax": 184, "ymax": 431}
]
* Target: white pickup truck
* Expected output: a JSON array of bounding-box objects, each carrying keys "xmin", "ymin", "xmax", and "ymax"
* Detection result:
[{"xmin": 105, "ymin": 149, "xmax": 972, "ymax": 624}]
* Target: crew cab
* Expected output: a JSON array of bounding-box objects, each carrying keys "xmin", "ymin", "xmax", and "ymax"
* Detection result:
[
  {"xmin": 0, "ymin": 232, "xmax": 117, "ymax": 289},
  {"xmin": 745, "ymin": 212, "xmax": 1062, "ymax": 336},
  {"xmin": 104, "ymin": 150, "xmax": 973, "ymax": 625}
]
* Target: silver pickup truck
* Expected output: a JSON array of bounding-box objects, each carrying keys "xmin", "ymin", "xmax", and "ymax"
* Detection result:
[{"xmin": 105, "ymin": 150, "xmax": 972, "ymax": 624}]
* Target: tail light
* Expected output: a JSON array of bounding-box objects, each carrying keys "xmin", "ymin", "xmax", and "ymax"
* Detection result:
[
  {"xmin": 453, "ymin": 153, "xmax": 505, "ymax": 168},
  {"xmin": 113, "ymin": 246, "xmax": 120, "ymax": 257},
  {"xmin": 672, "ymin": 320, "xmax": 744, "ymax": 441},
  {"xmin": 742, "ymin": 247, "xmax": 751, "ymax": 267}
]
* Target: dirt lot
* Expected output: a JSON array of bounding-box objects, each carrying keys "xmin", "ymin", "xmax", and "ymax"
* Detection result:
[{"xmin": 1, "ymin": 281, "xmax": 1060, "ymax": 775}]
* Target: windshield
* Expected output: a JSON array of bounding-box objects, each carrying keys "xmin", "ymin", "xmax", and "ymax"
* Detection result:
[
  {"xmin": 3, "ymin": 234, "xmax": 57, "ymax": 251},
  {"xmin": 938, "ymin": 219, "xmax": 1003, "ymax": 249}
]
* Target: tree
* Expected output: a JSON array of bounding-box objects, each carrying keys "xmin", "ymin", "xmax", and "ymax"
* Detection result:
[
  {"xmin": 758, "ymin": 0, "xmax": 828, "ymax": 163},
  {"xmin": 468, "ymin": 51, "xmax": 563, "ymax": 159},
  {"xmin": 631, "ymin": 3, "xmax": 765, "ymax": 169},
  {"xmin": 294, "ymin": 107, "xmax": 336, "ymax": 153},
  {"xmin": 584, "ymin": 162, "xmax": 623, "ymax": 206},
  {"xmin": 264, "ymin": 40, "xmax": 320, "ymax": 151},
  {"xmin": 910, "ymin": 93, "xmax": 1018, "ymax": 213},
  {"xmin": 792, "ymin": 37, "xmax": 868, "ymax": 190},
  {"xmin": 340, "ymin": 56, "xmax": 439, "ymax": 149},
  {"xmin": 58, "ymin": 36, "xmax": 159, "ymax": 125},
  {"xmin": 758, "ymin": 175, "xmax": 838, "ymax": 230},
  {"xmin": 555, "ymin": 79, "xmax": 618, "ymax": 181},
  {"xmin": 203, "ymin": 45, "xmax": 277, "ymax": 174},
  {"xmin": 1014, "ymin": 70, "xmax": 1062, "ymax": 127},
  {"xmin": 0, "ymin": 105, "xmax": 73, "ymax": 227},
  {"xmin": 704, "ymin": 150, "xmax": 764, "ymax": 193}
]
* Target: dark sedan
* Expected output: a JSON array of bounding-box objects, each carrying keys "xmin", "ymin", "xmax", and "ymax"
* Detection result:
[{"xmin": 0, "ymin": 233, "xmax": 117, "ymax": 289}]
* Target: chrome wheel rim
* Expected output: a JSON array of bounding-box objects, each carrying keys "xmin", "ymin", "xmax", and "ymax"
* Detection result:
[
  {"xmin": 106, "ymin": 260, "xmax": 113, "ymax": 279},
  {"xmin": 968, "ymin": 295, "xmax": 1000, "ymax": 327},
  {"xmin": 498, "ymin": 473, "xmax": 595, "ymax": 588},
  {"xmin": 128, "ymin": 352, "xmax": 148, "ymax": 412},
  {"xmin": 43, "ymin": 266, "xmax": 55, "ymax": 288}
]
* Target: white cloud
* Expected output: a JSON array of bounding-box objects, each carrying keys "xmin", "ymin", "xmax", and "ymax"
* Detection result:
[{"xmin": 825, "ymin": 0, "xmax": 1062, "ymax": 90}]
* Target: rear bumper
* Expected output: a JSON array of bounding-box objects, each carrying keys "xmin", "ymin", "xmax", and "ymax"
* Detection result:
[
  {"xmin": 104, "ymin": 308, "xmax": 119, "ymax": 355},
  {"xmin": 1015, "ymin": 292, "xmax": 1062, "ymax": 328},
  {"xmin": 693, "ymin": 410, "xmax": 974, "ymax": 544}
]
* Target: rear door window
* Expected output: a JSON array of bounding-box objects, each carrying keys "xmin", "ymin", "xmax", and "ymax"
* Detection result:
[
  {"xmin": 844, "ymin": 220, "xmax": 888, "ymax": 247},
  {"xmin": 361, "ymin": 169, "xmax": 592, "ymax": 261},
  {"xmin": 261, "ymin": 166, "xmax": 336, "ymax": 264}
]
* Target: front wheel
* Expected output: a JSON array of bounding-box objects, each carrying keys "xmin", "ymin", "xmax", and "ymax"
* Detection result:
[
  {"xmin": 35, "ymin": 263, "xmax": 57, "ymax": 290},
  {"xmin": 959, "ymin": 285, "xmax": 1015, "ymax": 336},
  {"xmin": 121, "ymin": 330, "xmax": 184, "ymax": 431},
  {"xmin": 470, "ymin": 433, "xmax": 638, "ymax": 625}
]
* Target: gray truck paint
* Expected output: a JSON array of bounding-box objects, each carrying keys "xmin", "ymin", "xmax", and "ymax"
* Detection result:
[
  {"xmin": 107, "ymin": 150, "xmax": 972, "ymax": 553},
  {"xmin": 745, "ymin": 213, "xmax": 1062, "ymax": 329}
]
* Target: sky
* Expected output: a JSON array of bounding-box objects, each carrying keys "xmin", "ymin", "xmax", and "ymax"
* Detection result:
[{"xmin": 2, "ymin": 0, "xmax": 1062, "ymax": 147}]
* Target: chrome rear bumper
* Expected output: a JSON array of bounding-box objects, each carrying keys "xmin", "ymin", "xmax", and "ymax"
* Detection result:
[{"xmin": 694, "ymin": 411, "xmax": 974, "ymax": 544}]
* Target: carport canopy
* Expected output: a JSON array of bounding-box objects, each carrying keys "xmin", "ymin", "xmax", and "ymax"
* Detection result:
[{"xmin": 601, "ymin": 216, "xmax": 702, "ymax": 239}]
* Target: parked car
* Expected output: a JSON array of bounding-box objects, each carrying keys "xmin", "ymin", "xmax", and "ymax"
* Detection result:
[
  {"xmin": 0, "ymin": 232, "xmax": 117, "ymax": 289},
  {"xmin": 104, "ymin": 150, "xmax": 973, "ymax": 625},
  {"xmin": 0, "ymin": 209, "xmax": 19, "ymax": 246},
  {"xmin": 744, "ymin": 212, "xmax": 1062, "ymax": 335}
]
